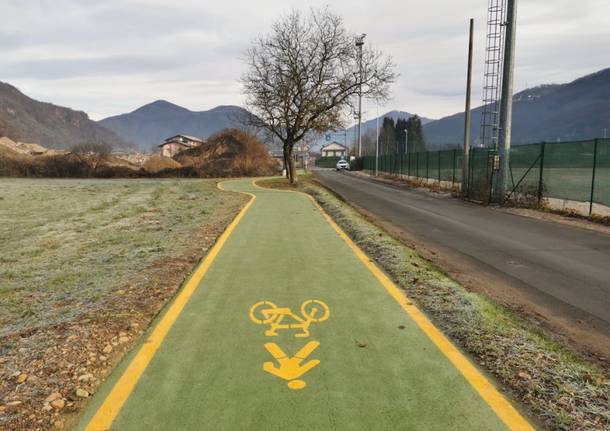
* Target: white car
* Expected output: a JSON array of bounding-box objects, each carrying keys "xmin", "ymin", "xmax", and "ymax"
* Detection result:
[{"xmin": 336, "ymin": 160, "xmax": 350, "ymax": 171}]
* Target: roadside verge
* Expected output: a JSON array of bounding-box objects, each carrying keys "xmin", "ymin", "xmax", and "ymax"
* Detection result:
[{"xmin": 258, "ymin": 175, "xmax": 610, "ymax": 431}]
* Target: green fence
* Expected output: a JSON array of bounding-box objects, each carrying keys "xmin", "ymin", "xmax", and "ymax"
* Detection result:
[
  {"xmin": 315, "ymin": 157, "xmax": 343, "ymax": 168},
  {"xmin": 356, "ymin": 139, "xmax": 610, "ymax": 216},
  {"xmin": 506, "ymin": 139, "xmax": 610, "ymax": 214},
  {"xmin": 358, "ymin": 149, "xmax": 463, "ymax": 188}
]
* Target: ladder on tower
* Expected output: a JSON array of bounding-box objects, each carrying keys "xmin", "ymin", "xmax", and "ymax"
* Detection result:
[{"xmin": 479, "ymin": 0, "xmax": 506, "ymax": 149}]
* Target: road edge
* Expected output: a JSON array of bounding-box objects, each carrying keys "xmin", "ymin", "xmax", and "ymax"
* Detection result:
[
  {"xmin": 253, "ymin": 178, "xmax": 535, "ymax": 431},
  {"xmin": 81, "ymin": 181, "xmax": 256, "ymax": 431}
]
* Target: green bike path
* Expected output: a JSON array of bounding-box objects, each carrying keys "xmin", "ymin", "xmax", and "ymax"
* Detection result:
[{"xmin": 77, "ymin": 179, "xmax": 532, "ymax": 431}]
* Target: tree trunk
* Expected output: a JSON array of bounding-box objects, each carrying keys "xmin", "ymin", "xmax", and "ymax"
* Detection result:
[
  {"xmin": 286, "ymin": 145, "xmax": 297, "ymax": 184},
  {"xmin": 282, "ymin": 145, "xmax": 289, "ymax": 179}
]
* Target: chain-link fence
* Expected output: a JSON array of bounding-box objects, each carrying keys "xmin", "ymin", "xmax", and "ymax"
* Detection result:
[{"xmin": 353, "ymin": 139, "xmax": 610, "ymax": 217}]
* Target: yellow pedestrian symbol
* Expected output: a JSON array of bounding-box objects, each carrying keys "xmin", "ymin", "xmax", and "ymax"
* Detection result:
[
  {"xmin": 263, "ymin": 341, "xmax": 321, "ymax": 390},
  {"xmin": 250, "ymin": 300, "xmax": 329, "ymax": 390},
  {"xmin": 249, "ymin": 300, "xmax": 330, "ymax": 338}
]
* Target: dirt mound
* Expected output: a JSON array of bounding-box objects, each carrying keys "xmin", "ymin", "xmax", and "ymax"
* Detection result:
[
  {"xmin": 142, "ymin": 155, "xmax": 182, "ymax": 173},
  {"xmin": 0, "ymin": 137, "xmax": 25, "ymax": 155},
  {"xmin": 174, "ymin": 129, "xmax": 279, "ymax": 177}
]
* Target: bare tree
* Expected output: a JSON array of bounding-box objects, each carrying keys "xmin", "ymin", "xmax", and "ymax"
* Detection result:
[
  {"xmin": 241, "ymin": 8, "xmax": 395, "ymax": 183},
  {"xmin": 70, "ymin": 142, "xmax": 112, "ymax": 176}
]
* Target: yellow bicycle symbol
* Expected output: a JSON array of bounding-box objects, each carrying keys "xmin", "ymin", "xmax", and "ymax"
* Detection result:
[{"xmin": 249, "ymin": 300, "xmax": 330, "ymax": 338}]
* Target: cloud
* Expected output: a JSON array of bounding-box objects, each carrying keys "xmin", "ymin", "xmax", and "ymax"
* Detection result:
[
  {"xmin": 0, "ymin": 0, "xmax": 608, "ymax": 120},
  {"xmin": 0, "ymin": 56, "xmax": 180, "ymax": 79}
]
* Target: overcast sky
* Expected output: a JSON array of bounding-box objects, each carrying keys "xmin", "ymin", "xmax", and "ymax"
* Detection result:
[{"xmin": 1, "ymin": 0, "xmax": 609, "ymax": 122}]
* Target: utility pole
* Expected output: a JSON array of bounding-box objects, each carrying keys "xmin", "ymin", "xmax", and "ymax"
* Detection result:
[
  {"xmin": 494, "ymin": 0, "xmax": 518, "ymax": 204},
  {"xmin": 463, "ymin": 18, "xmax": 474, "ymax": 196},
  {"xmin": 356, "ymin": 34, "xmax": 367, "ymax": 158}
]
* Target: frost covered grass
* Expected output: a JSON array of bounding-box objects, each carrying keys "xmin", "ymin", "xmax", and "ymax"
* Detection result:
[{"xmin": 0, "ymin": 178, "xmax": 242, "ymax": 337}]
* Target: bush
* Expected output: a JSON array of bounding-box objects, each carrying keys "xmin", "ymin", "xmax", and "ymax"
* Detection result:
[
  {"xmin": 0, "ymin": 129, "xmax": 280, "ymax": 178},
  {"xmin": 174, "ymin": 129, "xmax": 280, "ymax": 177},
  {"xmin": 142, "ymin": 155, "xmax": 182, "ymax": 173}
]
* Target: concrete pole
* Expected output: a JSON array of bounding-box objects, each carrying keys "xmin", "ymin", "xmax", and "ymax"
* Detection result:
[
  {"xmin": 375, "ymin": 106, "xmax": 380, "ymax": 176},
  {"xmin": 356, "ymin": 34, "xmax": 366, "ymax": 157},
  {"xmin": 357, "ymin": 53, "xmax": 363, "ymax": 158},
  {"xmin": 463, "ymin": 18, "xmax": 474, "ymax": 196},
  {"xmin": 494, "ymin": 0, "xmax": 518, "ymax": 204}
]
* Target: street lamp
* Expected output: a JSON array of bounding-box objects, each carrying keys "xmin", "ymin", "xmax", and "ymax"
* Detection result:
[{"xmin": 355, "ymin": 33, "xmax": 366, "ymax": 158}]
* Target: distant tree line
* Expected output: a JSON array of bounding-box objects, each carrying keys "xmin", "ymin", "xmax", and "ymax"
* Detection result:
[{"xmin": 361, "ymin": 115, "xmax": 426, "ymax": 156}]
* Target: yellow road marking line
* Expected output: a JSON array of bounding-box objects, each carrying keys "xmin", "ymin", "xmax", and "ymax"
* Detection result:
[
  {"xmin": 253, "ymin": 178, "xmax": 534, "ymax": 431},
  {"xmin": 84, "ymin": 181, "xmax": 255, "ymax": 431}
]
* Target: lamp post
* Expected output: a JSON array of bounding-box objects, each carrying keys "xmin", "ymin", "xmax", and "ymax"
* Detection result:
[
  {"xmin": 356, "ymin": 34, "xmax": 367, "ymax": 158},
  {"xmin": 404, "ymin": 129, "xmax": 408, "ymax": 154}
]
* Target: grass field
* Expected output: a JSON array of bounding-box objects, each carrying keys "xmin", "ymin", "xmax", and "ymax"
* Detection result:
[
  {"xmin": 0, "ymin": 178, "xmax": 248, "ymax": 430},
  {"xmin": 0, "ymin": 178, "xmax": 246, "ymax": 337}
]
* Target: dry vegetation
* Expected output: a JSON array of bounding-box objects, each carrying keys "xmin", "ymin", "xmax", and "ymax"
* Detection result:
[
  {"xmin": 0, "ymin": 179, "xmax": 247, "ymax": 430},
  {"xmin": 174, "ymin": 129, "xmax": 279, "ymax": 177},
  {"xmin": 0, "ymin": 129, "xmax": 279, "ymax": 179},
  {"xmin": 141, "ymin": 154, "xmax": 182, "ymax": 173}
]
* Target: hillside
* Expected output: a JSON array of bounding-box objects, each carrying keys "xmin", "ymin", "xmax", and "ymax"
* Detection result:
[
  {"xmin": 0, "ymin": 82, "xmax": 132, "ymax": 150},
  {"xmin": 423, "ymin": 68, "xmax": 610, "ymax": 147},
  {"xmin": 99, "ymin": 101, "xmax": 256, "ymax": 151}
]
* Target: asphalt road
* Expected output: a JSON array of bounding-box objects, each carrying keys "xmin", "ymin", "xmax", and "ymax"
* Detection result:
[{"xmin": 315, "ymin": 170, "xmax": 610, "ymax": 339}]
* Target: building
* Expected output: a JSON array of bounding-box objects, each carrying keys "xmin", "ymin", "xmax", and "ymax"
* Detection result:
[
  {"xmin": 159, "ymin": 135, "xmax": 204, "ymax": 158},
  {"xmin": 269, "ymin": 150, "xmax": 284, "ymax": 168},
  {"xmin": 320, "ymin": 142, "xmax": 348, "ymax": 158},
  {"xmin": 293, "ymin": 143, "xmax": 311, "ymax": 169}
]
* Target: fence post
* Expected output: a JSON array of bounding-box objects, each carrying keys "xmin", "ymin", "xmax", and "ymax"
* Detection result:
[
  {"xmin": 399, "ymin": 153, "xmax": 403, "ymax": 178},
  {"xmin": 467, "ymin": 149, "xmax": 473, "ymax": 199},
  {"xmin": 416, "ymin": 153, "xmax": 419, "ymax": 178},
  {"xmin": 438, "ymin": 151, "xmax": 441, "ymax": 184},
  {"xmin": 452, "ymin": 149, "xmax": 457, "ymax": 187},
  {"xmin": 589, "ymin": 139, "xmax": 599, "ymax": 217},
  {"xmin": 537, "ymin": 142, "xmax": 546, "ymax": 206},
  {"xmin": 426, "ymin": 152, "xmax": 429, "ymax": 181},
  {"xmin": 396, "ymin": 153, "xmax": 399, "ymax": 177}
]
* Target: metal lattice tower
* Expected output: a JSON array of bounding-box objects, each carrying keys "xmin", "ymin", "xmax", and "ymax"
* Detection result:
[{"xmin": 479, "ymin": 0, "xmax": 507, "ymax": 148}]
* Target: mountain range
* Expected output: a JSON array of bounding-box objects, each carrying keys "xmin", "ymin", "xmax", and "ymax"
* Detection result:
[
  {"xmin": 0, "ymin": 81, "xmax": 131, "ymax": 150},
  {"xmin": 423, "ymin": 68, "xmax": 610, "ymax": 147},
  {"xmin": 0, "ymin": 67, "xmax": 607, "ymax": 153},
  {"xmin": 99, "ymin": 101, "xmax": 252, "ymax": 151}
]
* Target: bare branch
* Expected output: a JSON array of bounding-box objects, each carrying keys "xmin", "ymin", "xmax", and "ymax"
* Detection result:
[{"xmin": 240, "ymin": 7, "xmax": 395, "ymax": 182}]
